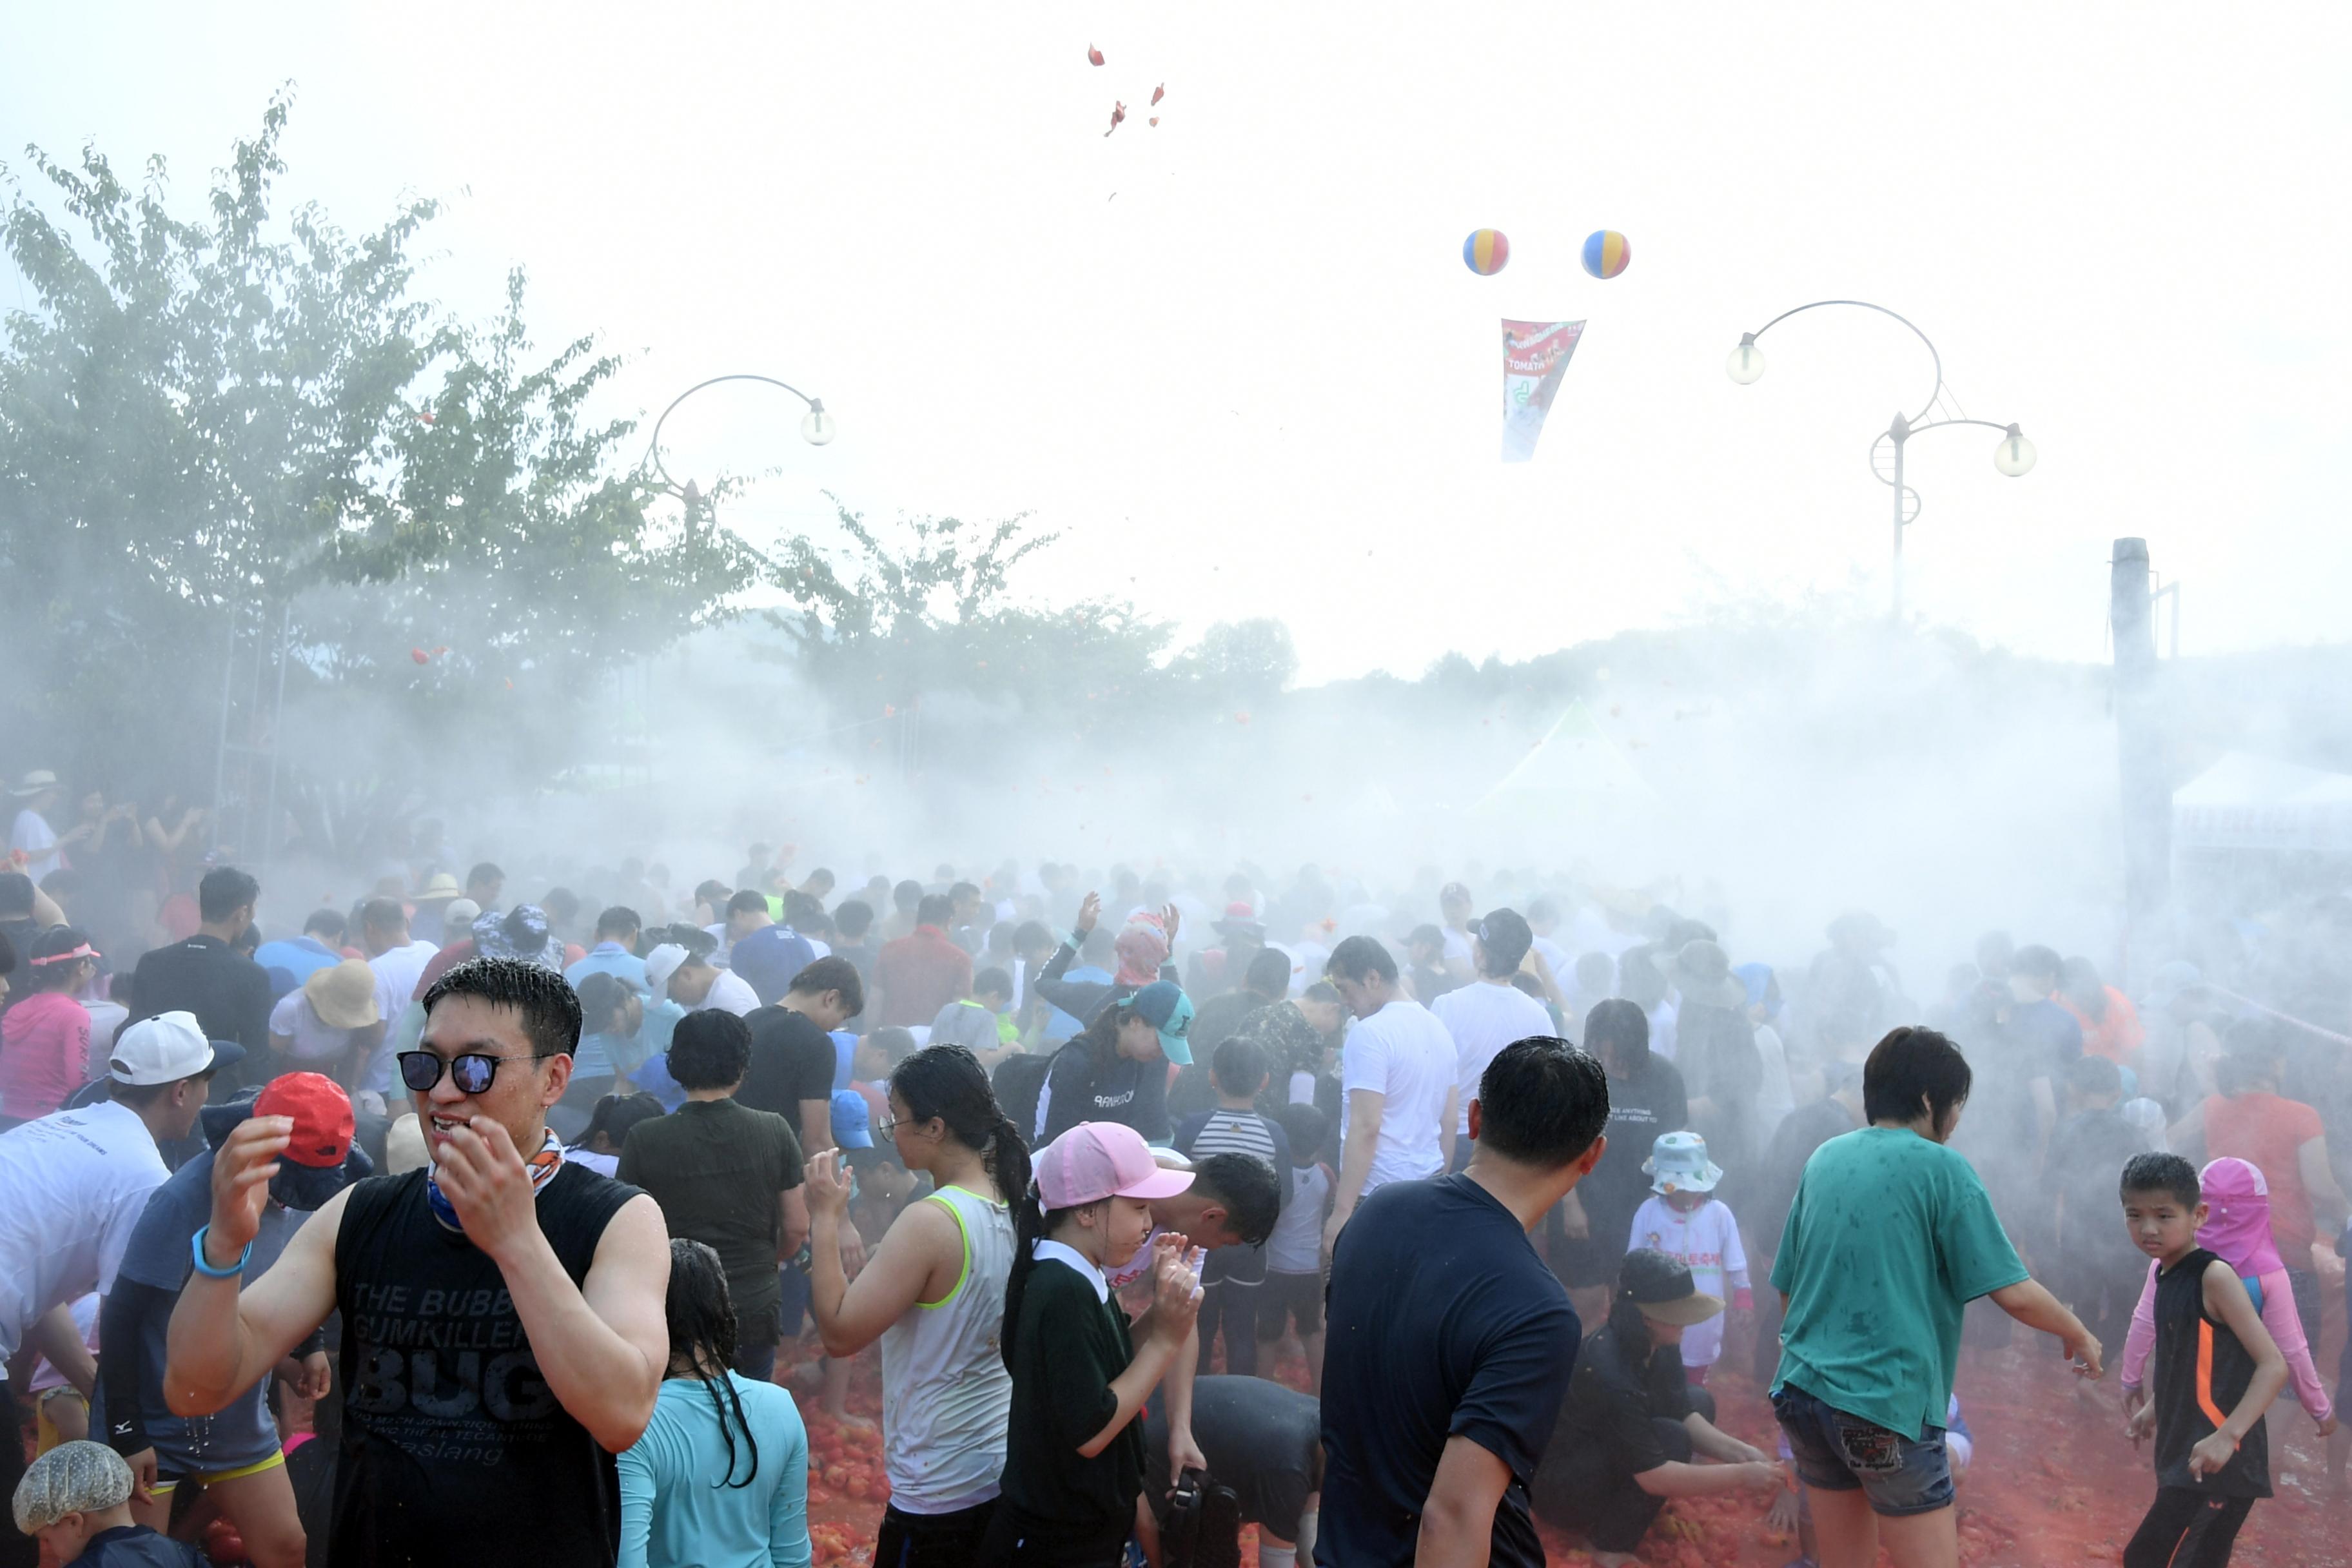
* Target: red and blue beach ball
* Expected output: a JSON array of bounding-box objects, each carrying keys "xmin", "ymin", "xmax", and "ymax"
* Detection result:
[
  {"xmin": 1581, "ymin": 230, "xmax": 1630, "ymax": 279},
  {"xmin": 1462, "ymin": 228, "xmax": 1509, "ymax": 275}
]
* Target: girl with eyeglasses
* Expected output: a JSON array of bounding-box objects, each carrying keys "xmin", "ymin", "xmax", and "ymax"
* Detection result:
[{"xmin": 800, "ymin": 1044, "xmax": 1028, "ymax": 1567}]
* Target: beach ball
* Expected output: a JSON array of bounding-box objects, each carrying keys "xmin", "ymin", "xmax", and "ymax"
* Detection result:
[
  {"xmin": 1462, "ymin": 228, "xmax": 1509, "ymax": 275},
  {"xmin": 1581, "ymin": 230, "xmax": 1631, "ymax": 279}
]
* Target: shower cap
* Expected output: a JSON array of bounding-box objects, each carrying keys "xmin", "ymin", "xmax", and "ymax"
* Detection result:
[{"xmin": 12, "ymin": 1441, "xmax": 132, "ymax": 1533}]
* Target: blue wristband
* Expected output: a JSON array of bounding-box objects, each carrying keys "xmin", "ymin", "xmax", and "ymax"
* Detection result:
[{"xmin": 190, "ymin": 1224, "xmax": 252, "ymax": 1280}]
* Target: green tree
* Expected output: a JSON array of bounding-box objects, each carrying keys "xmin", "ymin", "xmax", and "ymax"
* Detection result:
[{"xmin": 0, "ymin": 94, "xmax": 750, "ymax": 839}]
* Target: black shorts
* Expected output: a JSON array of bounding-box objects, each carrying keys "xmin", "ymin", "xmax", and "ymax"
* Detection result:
[
  {"xmin": 877, "ymin": 1498, "xmax": 997, "ymax": 1568},
  {"xmin": 1255, "ymin": 1269, "xmax": 1322, "ymax": 1338}
]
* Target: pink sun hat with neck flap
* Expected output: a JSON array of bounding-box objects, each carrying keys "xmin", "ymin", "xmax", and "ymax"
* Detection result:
[{"xmin": 1035, "ymin": 1122, "xmax": 1194, "ymax": 1210}]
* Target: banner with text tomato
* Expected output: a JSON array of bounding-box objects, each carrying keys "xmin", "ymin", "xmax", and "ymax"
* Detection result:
[{"xmin": 1501, "ymin": 319, "xmax": 1585, "ymax": 463}]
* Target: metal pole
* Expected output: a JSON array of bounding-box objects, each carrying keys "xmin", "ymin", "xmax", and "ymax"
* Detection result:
[
  {"xmin": 260, "ymin": 601, "xmax": 290, "ymax": 879},
  {"xmin": 2111, "ymin": 538, "xmax": 2169, "ymax": 974},
  {"xmin": 1889, "ymin": 421, "xmax": 1907, "ymax": 622}
]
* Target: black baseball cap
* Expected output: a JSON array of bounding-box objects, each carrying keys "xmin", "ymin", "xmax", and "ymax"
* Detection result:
[
  {"xmin": 1475, "ymin": 908, "xmax": 1534, "ymax": 973},
  {"xmin": 1620, "ymin": 1248, "xmax": 1724, "ymax": 1327}
]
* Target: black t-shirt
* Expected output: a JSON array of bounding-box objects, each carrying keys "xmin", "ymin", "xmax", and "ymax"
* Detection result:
[
  {"xmin": 1318, "ymin": 1175, "xmax": 1581, "ymax": 1568},
  {"xmin": 737, "ymin": 1005, "xmax": 837, "ymax": 1142},
  {"xmin": 1037, "ymin": 1039, "xmax": 1171, "ymax": 1145},
  {"xmin": 1579, "ymin": 1054, "xmax": 1689, "ymax": 1242},
  {"xmin": 1753, "ymin": 1097, "xmax": 1861, "ymax": 1256},
  {"xmin": 332, "ymin": 1162, "xmax": 642, "ymax": 1565},
  {"xmin": 2149, "ymin": 1249, "xmax": 2269, "ymax": 1497},
  {"xmin": 1542, "ymin": 1324, "xmax": 1694, "ymax": 1483},
  {"xmin": 126, "ymin": 935, "xmax": 274, "ymax": 1057},
  {"xmin": 2050, "ymin": 1108, "xmax": 2152, "ymax": 1264},
  {"xmin": 616, "ymin": 1097, "xmax": 803, "ymax": 1332},
  {"xmin": 1144, "ymin": 1375, "xmax": 1322, "ymax": 1540}
]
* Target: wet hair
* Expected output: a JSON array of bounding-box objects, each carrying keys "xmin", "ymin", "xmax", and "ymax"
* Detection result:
[
  {"xmin": 974, "ymin": 966, "xmax": 1014, "ymax": 1001},
  {"xmin": 304, "ymin": 908, "xmax": 347, "ymax": 940},
  {"xmin": 893, "ymin": 879, "xmax": 923, "ymax": 913},
  {"xmin": 783, "ymin": 890, "xmax": 825, "ymax": 929},
  {"xmin": 359, "ymin": 896, "xmax": 406, "ymax": 934},
  {"xmin": 1527, "ymin": 896, "xmax": 1559, "ymax": 926},
  {"xmin": 1582, "ymin": 997, "xmax": 1650, "ymax": 1070},
  {"xmin": 199, "ymin": 867, "xmax": 260, "ymax": 923},
  {"xmin": 0, "ymin": 872, "xmax": 32, "ymax": 916},
  {"xmin": 949, "ymin": 881, "xmax": 981, "ymax": 907},
  {"xmin": 1211, "ymin": 1036, "xmax": 1269, "ymax": 1098},
  {"xmin": 0, "ymin": 930, "xmax": 14, "ymax": 982},
  {"xmin": 1003, "ymin": 1190, "xmax": 1090, "ymax": 1371},
  {"xmin": 917, "ymin": 893, "xmax": 954, "ymax": 926},
  {"xmin": 594, "ymin": 905, "xmax": 642, "ymax": 940},
  {"xmin": 574, "ymin": 1091, "xmax": 665, "ymax": 1153},
  {"xmin": 787, "ymin": 956, "xmax": 865, "ymax": 1017},
  {"xmin": 421, "ymin": 956, "xmax": 582, "ymax": 1059},
  {"xmin": 1192, "ymin": 1152, "xmax": 1280, "ymax": 1246},
  {"xmin": 1243, "ymin": 947, "xmax": 1292, "ymax": 997},
  {"xmin": 574, "ymin": 971, "xmax": 635, "ymax": 1034},
  {"xmin": 1862, "ymin": 1026, "xmax": 1972, "ymax": 1125},
  {"xmin": 803, "ymin": 867, "xmax": 836, "ymax": 895},
  {"xmin": 669, "ymin": 1009, "xmax": 752, "ymax": 1090},
  {"xmin": 467, "ymin": 861, "xmax": 505, "ymax": 890},
  {"xmin": 2066, "ymin": 1054, "xmax": 2123, "ymax": 1100},
  {"xmin": 1476, "ymin": 1037, "xmax": 1610, "ymax": 1166},
  {"xmin": 888, "ymin": 1043, "xmax": 1032, "ymax": 1206},
  {"xmin": 1325, "ymin": 934, "xmax": 1397, "ymax": 985},
  {"xmin": 1275, "ymin": 1101, "xmax": 1325, "ymax": 1165},
  {"xmin": 834, "ymin": 900, "xmax": 874, "ymax": 940},
  {"xmin": 1300, "ymin": 980, "xmax": 1342, "ymax": 1010},
  {"xmin": 2121, "ymin": 1151, "xmax": 2200, "ymax": 1210},
  {"xmin": 542, "ymin": 888, "xmax": 580, "ymax": 927},
  {"xmin": 693, "ymin": 879, "xmax": 732, "ymax": 913},
  {"xmin": 663, "ymin": 1239, "xmax": 758, "ymax": 1487},
  {"xmin": 1407, "ymin": 923, "xmax": 1446, "ymax": 954},
  {"xmin": 726, "ymin": 888, "xmax": 770, "ymax": 918}
]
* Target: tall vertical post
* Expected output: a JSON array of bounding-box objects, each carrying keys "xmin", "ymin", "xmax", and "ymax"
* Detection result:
[
  {"xmin": 2112, "ymin": 538, "xmax": 2170, "ymax": 970},
  {"xmin": 1888, "ymin": 416, "xmax": 1908, "ymax": 622}
]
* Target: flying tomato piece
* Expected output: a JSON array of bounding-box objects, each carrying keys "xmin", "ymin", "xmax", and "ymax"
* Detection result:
[
  {"xmin": 1149, "ymin": 117, "xmax": 1159, "ymax": 127},
  {"xmin": 1087, "ymin": 44, "xmax": 1104, "ymax": 65},
  {"xmin": 411, "ymin": 648, "xmax": 429, "ymax": 663},
  {"xmin": 1151, "ymin": 83, "xmax": 1164, "ymax": 104},
  {"xmin": 1105, "ymin": 101, "xmax": 1126, "ymax": 135}
]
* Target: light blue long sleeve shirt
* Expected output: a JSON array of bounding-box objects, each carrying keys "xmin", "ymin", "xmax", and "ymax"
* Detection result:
[{"xmin": 618, "ymin": 1373, "xmax": 811, "ymax": 1568}]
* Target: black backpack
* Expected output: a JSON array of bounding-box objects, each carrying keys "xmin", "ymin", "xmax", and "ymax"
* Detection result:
[{"xmin": 1160, "ymin": 1467, "xmax": 1243, "ymax": 1568}]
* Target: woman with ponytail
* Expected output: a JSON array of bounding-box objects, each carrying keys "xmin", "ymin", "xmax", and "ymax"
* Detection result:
[
  {"xmin": 803, "ymin": 1044, "xmax": 1028, "ymax": 1566},
  {"xmin": 617, "ymin": 1238, "xmax": 811, "ymax": 1567}
]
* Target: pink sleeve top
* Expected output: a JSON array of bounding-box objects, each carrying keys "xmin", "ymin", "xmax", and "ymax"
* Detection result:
[
  {"xmin": 2121, "ymin": 1258, "xmax": 2332, "ymax": 1424},
  {"xmin": 0, "ymin": 992, "xmax": 92, "ymax": 1121}
]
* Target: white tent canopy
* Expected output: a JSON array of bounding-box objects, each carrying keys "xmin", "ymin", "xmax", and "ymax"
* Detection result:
[
  {"xmin": 1472, "ymin": 700, "xmax": 1661, "ymax": 819},
  {"xmin": 2173, "ymin": 750, "xmax": 2352, "ymax": 854}
]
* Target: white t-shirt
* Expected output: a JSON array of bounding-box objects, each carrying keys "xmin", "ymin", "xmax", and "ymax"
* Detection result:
[
  {"xmin": 364, "ymin": 940, "xmax": 442, "ymax": 1095},
  {"xmin": 1282, "ymin": 941, "xmax": 1329, "ymax": 996},
  {"xmin": 0, "ymin": 1101, "xmax": 167, "ymax": 1361},
  {"xmin": 1629, "ymin": 1194, "xmax": 1748, "ymax": 1368},
  {"xmin": 269, "ymin": 991, "xmax": 360, "ymax": 1064},
  {"xmin": 9, "ymin": 808, "xmax": 59, "ymax": 881},
  {"xmin": 1337, "ymin": 999, "xmax": 1456, "ymax": 1193},
  {"xmin": 1431, "ymin": 980, "xmax": 1557, "ymax": 1135},
  {"xmin": 1529, "ymin": 935, "xmax": 1573, "ymax": 979},
  {"xmin": 698, "ymin": 968, "xmax": 760, "ymax": 1017}
]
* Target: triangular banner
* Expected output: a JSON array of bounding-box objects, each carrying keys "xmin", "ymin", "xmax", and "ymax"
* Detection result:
[{"xmin": 1501, "ymin": 318, "xmax": 1585, "ymax": 462}]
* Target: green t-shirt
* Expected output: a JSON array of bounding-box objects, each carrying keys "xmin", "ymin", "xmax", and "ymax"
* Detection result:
[{"xmin": 1770, "ymin": 1125, "xmax": 2028, "ymax": 1440}]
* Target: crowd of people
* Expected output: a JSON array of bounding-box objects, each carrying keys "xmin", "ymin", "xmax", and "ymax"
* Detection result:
[{"xmin": 5, "ymin": 775, "xmax": 2352, "ymax": 1568}]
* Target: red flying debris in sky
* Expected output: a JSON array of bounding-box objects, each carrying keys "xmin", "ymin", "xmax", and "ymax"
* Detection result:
[
  {"xmin": 1105, "ymin": 101, "xmax": 1126, "ymax": 136},
  {"xmin": 1086, "ymin": 43, "xmax": 1103, "ymax": 65}
]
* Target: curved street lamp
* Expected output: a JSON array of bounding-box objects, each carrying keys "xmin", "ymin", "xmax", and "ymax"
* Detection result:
[
  {"xmin": 643, "ymin": 373, "xmax": 834, "ymax": 499},
  {"xmin": 1728, "ymin": 300, "xmax": 2034, "ymax": 620}
]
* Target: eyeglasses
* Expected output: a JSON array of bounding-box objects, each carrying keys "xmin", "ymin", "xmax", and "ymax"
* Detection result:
[
  {"xmin": 397, "ymin": 1050, "xmax": 544, "ymax": 1096},
  {"xmin": 873, "ymin": 1115, "xmax": 900, "ymax": 1137}
]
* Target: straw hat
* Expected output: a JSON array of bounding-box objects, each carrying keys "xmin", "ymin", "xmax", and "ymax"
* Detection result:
[
  {"xmin": 8, "ymin": 769, "xmax": 58, "ymax": 799},
  {"xmin": 306, "ymin": 958, "xmax": 382, "ymax": 1030},
  {"xmin": 416, "ymin": 872, "xmax": 463, "ymax": 900}
]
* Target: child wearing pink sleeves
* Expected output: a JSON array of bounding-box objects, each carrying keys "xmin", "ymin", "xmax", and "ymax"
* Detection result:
[{"xmin": 2121, "ymin": 1157, "xmax": 2335, "ymax": 1433}]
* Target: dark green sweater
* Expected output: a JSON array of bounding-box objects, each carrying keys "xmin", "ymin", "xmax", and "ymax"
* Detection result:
[{"xmin": 1001, "ymin": 1255, "xmax": 1145, "ymax": 1536}]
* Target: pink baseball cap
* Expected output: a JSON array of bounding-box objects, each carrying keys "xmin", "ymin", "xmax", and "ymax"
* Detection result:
[{"xmin": 1035, "ymin": 1122, "xmax": 1195, "ymax": 1210}]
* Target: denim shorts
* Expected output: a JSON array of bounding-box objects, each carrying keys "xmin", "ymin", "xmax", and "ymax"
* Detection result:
[{"xmin": 1772, "ymin": 1384, "xmax": 1954, "ymax": 1517}]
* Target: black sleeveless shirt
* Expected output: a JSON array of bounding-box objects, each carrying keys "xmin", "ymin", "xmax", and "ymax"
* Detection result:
[
  {"xmin": 2148, "ymin": 1247, "xmax": 2270, "ymax": 1498},
  {"xmin": 331, "ymin": 1161, "xmax": 643, "ymax": 1565}
]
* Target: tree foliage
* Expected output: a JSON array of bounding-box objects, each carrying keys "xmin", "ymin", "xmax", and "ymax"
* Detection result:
[{"xmin": 0, "ymin": 93, "xmax": 750, "ymax": 821}]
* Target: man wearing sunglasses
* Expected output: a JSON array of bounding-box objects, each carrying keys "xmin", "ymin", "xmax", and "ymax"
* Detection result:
[{"xmin": 164, "ymin": 957, "xmax": 671, "ymax": 1567}]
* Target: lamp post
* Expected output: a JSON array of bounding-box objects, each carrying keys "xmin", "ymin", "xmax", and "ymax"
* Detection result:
[
  {"xmin": 643, "ymin": 373, "xmax": 834, "ymax": 500},
  {"xmin": 1727, "ymin": 300, "xmax": 2034, "ymax": 621}
]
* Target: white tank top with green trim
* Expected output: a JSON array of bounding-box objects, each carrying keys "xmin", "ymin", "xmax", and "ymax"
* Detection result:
[{"xmin": 877, "ymin": 1182, "xmax": 1017, "ymax": 1513}]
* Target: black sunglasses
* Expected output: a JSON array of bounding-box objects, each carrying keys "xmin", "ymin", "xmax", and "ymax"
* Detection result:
[{"xmin": 397, "ymin": 1050, "xmax": 544, "ymax": 1096}]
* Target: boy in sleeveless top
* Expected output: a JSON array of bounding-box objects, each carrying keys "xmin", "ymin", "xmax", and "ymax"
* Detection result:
[
  {"xmin": 164, "ymin": 959, "xmax": 672, "ymax": 1568},
  {"xmin": 2117, "ymin": 1153, "xmax": 2287, "ymax": 1568}
]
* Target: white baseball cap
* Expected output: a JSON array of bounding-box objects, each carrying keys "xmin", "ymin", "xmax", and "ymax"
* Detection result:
[
  {"xmin": 642, "ymin": 944, "xmax": 688, "ymax": 996},
  {"xmin": 110, "ymin": 1011, "xmax": 240, "ymax": 1085}
]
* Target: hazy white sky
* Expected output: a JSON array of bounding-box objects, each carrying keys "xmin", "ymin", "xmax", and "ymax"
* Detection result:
[{"xmin": 5, "ymin": 2, "xmax": 2346, "ymax": 683}]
